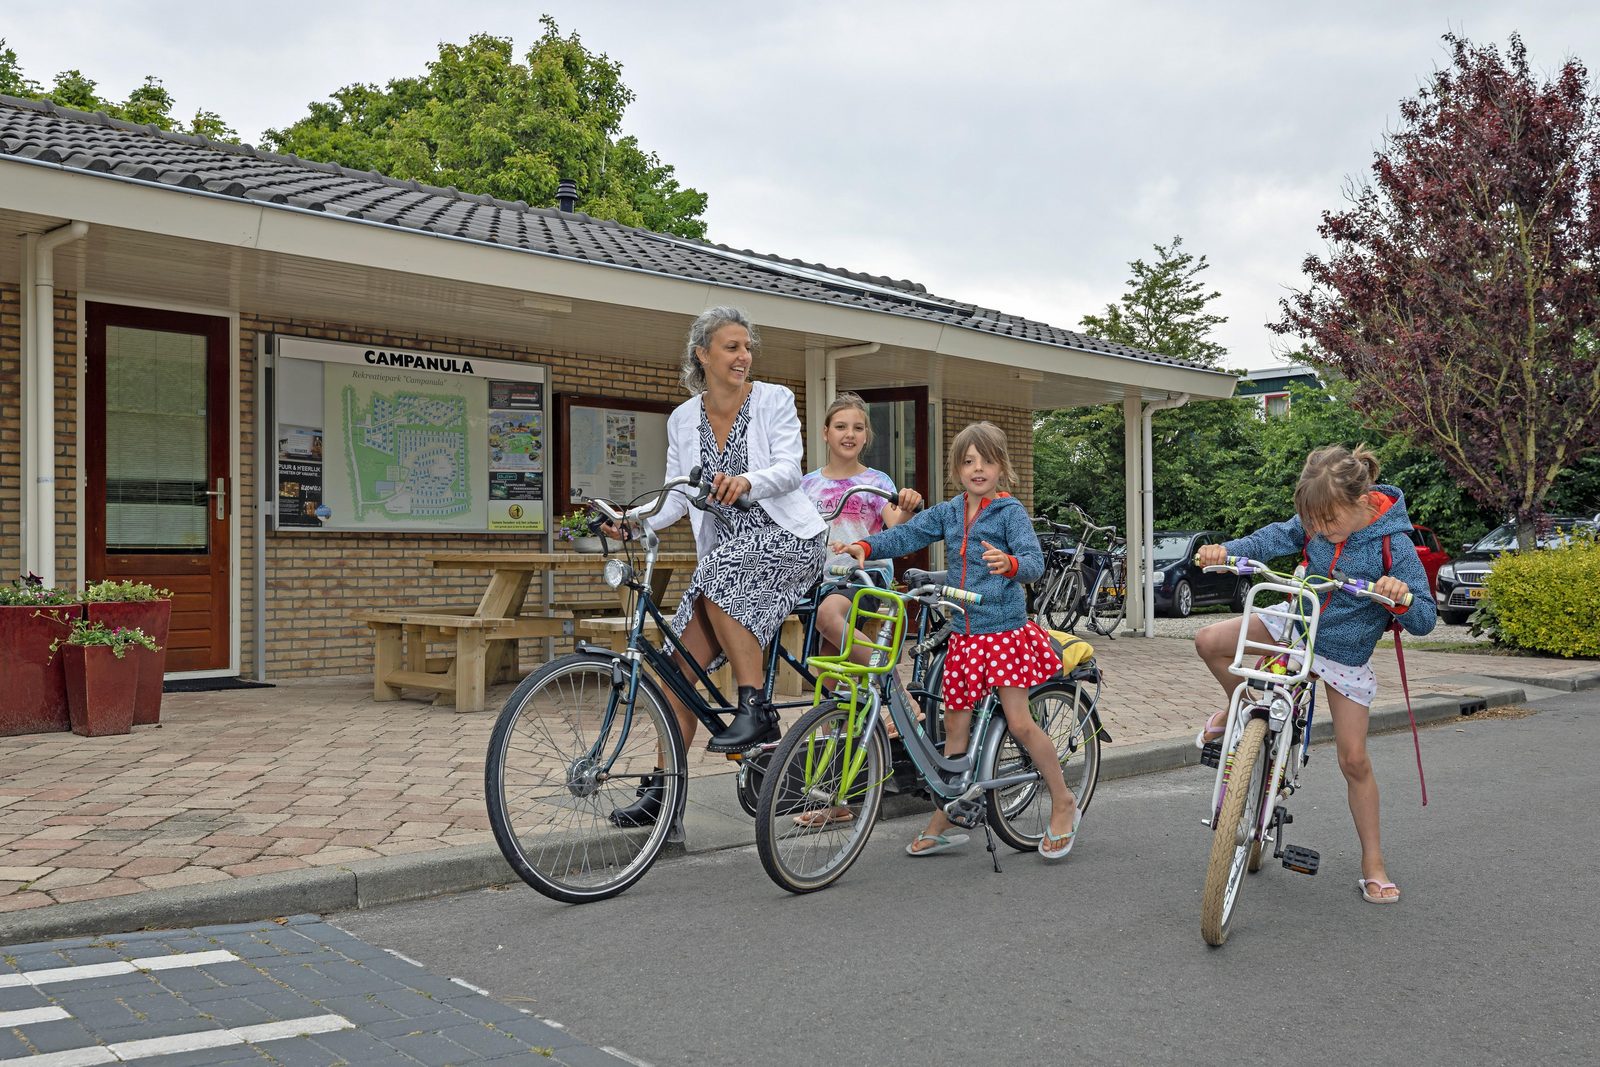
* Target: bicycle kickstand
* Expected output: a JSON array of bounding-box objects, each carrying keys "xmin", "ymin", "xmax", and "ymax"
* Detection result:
[{"xmin": 982, "ymin": 822, "xmax": 1002, "ymax": 874}]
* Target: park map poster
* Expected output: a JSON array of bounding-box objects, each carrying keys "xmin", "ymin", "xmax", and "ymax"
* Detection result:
[{"xmin": 272, "ymin": 337, "xmax": 546, "ymax": 534}]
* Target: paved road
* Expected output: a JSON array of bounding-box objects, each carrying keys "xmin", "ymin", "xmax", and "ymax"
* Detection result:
[{"xmin": 341, "ymin": 689, "xmax": 1599, "ymax": 1067}]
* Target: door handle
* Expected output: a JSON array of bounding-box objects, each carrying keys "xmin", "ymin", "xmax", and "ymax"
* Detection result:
[{"xmin": 202, "ymin": 477, "xmax": 226, "ymax": 521}]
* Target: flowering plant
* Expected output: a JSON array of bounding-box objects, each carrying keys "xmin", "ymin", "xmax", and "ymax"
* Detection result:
[
  {"xmin": 81, "ymin": 579, "xmax": 170, "ymax": 603},
  {"xmin": 52, "ymin": 619, "xmax": 161, "ymax": 660},
  {"xmin": 555, "ymin": 510, "xmax": 596, "ymax": 542},
  {"xmin": 0, "ymin": 575, "xmax": 77, "ymax": 606}
]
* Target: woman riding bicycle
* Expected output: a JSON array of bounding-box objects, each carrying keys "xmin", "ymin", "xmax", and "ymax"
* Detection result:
[
  {"xmin": 1193, "ymin": 445, "xmax": 1436, "ymax": 903},
  {"xmin": 612, "ymin": 306, "xmax": 827, "ymax": 781}
]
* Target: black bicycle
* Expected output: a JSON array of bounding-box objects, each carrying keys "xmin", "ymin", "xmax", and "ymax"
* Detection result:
[{"xmin": 1032, "ymin": 504, "xmax": 1119, "ymax": 633}]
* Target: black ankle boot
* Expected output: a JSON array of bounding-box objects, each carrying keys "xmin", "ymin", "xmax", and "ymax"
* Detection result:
[
  {"xmin": 707, "ymin": 687, "xmax": 780, "ymax": 753},
  {"xmin": 608, "ymin": 769, "xmax": 665, "ymax": 827}
]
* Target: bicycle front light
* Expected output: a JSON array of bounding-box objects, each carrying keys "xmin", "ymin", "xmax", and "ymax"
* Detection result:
[{"xmin": 603, "ymin": 558, "xmax": 633, "ymax": 589}]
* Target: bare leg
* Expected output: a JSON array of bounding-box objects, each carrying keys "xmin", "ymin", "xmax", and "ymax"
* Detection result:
[
  {"xmin": 910, "ymin": 706, "xmax": 973, "ymax": 851},
  {"xmin": 701, "ymin": 598, "xmax": 763, "ymax": 689},
  {"xmin": 663, "ymin": 604, "xmax": 721, "ymax": 748},
  {"xmin": 1194, "ymin": 615, "xmax": 1274, "ymax": 737},
  {"xmin": 996, "ymin": 686, "xmax": 1077, "ymax": 839},
  {"xmin": 1326, "ymin": 685, "xmax": 1397, "ymax": 899},
  {"xmin": 816, "ymin": 592, "xmax": 880, "ymax": 667}
]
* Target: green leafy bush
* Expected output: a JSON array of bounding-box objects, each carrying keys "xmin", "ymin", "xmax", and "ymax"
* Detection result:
[
  {"xmin": 81, "ymin": 579, "xmax": 170, "ymax": 602},
  {"xmin": 1477, "ymin": 533, "xmax": 1600, "ymax": 657},
  {"xmin": 53, "ymin": 619, "xmax": 160, "ymax": 659},
  {"xmin": 0, "ymin": 577, "xmax": 76, "ymax": 606}
]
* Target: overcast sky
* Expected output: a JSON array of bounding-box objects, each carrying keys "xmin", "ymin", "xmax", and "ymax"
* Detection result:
[{"xmin": 6, "ymin": 1, "xmax": 1598, "ymax": 369}]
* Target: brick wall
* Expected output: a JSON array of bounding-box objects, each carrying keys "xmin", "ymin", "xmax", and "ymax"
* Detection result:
[
  {"xmin": 942, "ymin": 398, "xmax": 1035, "ymax": 512},
  {"xmin": 0, "ymin": 284, "xmax": 79, "ymax": 586}
]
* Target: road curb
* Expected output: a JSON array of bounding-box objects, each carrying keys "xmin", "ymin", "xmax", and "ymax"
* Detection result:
[{"xmin": 0, "ymin": 679, "xmax": 1533, "ymax": 946}]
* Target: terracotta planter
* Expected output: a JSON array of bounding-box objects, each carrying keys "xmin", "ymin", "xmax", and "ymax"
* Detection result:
[
  {"xmin": 62, "ymin": 644, "xmax": 137, "ymax": 737},
  {"xmin": 85, "ymin": 600, "xmax": 171, "ymax": 725},
  {"xmin": 0, "ymin": 603, "xmax": 81, "ymax": 736}
]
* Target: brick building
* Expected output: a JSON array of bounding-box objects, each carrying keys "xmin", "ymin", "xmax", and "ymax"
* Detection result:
[{"xmin": 0, "ymin": 95, "xmax": 1236, "ymax": 683}]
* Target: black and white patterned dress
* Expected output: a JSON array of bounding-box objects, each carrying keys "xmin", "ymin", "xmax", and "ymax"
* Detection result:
[{"xmin": 670, "ymin": 394, "xmax": 827, "ymax": 661}]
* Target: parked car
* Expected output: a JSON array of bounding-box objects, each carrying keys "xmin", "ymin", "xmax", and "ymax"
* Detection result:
[
  {"xmin": 1150, "ymin": 531, "xmax": 1252, "ymax": 617},
  {"xmin": 1436, "ymin": 515, "xmax": 1600, "ymax": 625},
  {"xmin": 1406, "ymin": 524, "xmax": 1451, "ymax": 594}
]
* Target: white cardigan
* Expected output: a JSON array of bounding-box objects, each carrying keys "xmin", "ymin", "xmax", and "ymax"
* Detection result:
[{"xmin": 648, "ymin": 381, "xmax": 827, "ymax": 555}]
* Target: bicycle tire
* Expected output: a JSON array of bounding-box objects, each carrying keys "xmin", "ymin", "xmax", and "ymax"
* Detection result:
[
  {"xmin": 982, "ymin": 680, "xmax": 1103, "ymax": 852},
  {"xmin": 754, "ymin": 699, "xmax": 888, "ymax": 894},
  {"xmin": 1200, "ymin": 716, "xmax": 1269, "ymax": 945},
  {"xmin": 485, "ymin": 652, "xmax": 683, "ymax": 904},
  {"xmin": 1044, "ymin": 569, "xmax": 1084, "ymax": 632},
  {"xmin": 735, "ymin": 748, "xmax": 774, "ymax": 819},
  {"xmin": 1087, "ymin": 566, "xmax": 1126, "ymax": 636}
]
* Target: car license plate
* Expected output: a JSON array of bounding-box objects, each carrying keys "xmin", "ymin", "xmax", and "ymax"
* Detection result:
[{"xmin": 1468, "ymin": 587, "xmax": 1485, "ymax": 600}]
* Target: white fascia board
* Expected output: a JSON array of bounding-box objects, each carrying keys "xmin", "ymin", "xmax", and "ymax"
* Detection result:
[{"xmin": 2, "ymin": 159, "xmax": 1238, "ymax": 397}]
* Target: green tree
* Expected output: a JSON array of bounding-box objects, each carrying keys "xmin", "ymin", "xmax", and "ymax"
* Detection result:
[
  {"xmin": 1035, "ymin": 236, "xmax": 1257, "ymax": 534},
  {"xmin": 0, "ymin": 41, "xmax": 238, "ymax": 141},
  {"xmin": 263, "ymin": 20, "xmax": 708, "ymax": 237}
]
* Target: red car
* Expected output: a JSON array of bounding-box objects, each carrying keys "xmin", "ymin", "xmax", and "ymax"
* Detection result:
[{"xmin": 1406, "ymin": 525, "xmax": 1450, "ymax": 594}]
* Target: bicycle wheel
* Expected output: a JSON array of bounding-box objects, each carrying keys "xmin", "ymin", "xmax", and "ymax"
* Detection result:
[
  {"xmin": 735, "ymin": 748, "xmax": 774, "ymax": 819},
  {"xmin": 1044, "ymin": 569, "xmax": 1084, "ymax": 632},
  {"xmin": 1087, "ymin": 567, "xmax": 1126, "ymax": 636},
  {"xmin": 754, "ymin": 699, "xmax": 888, "ymax": 893},
  {"xmin": 486, "ymin": 652, "xmax": 683, "ymax": 904},
  {"xmin": 1200, "ymin": 716, "xmax": 1269, "ymax": 946},
  {"xmin": 983, "ymin": 680, "xmax": 1103, "ymax": 852}
]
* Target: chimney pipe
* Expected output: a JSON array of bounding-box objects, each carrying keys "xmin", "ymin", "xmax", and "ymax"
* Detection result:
[{"xmin": 556, "ymin": 179, "xmax": 578, "ymax": 213}]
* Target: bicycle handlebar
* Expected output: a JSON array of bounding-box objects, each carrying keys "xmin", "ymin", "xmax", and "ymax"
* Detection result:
[
  {"xmin": 1201, "ymin": 556, "xmax": 1413, "ymax": 609},
  {"xmin": 826, "ymin": 563, "xmax": 981, "ymax": 611},
  {"xmin": 819, "ymin": 483, "xmax": 923, "ymax": 522}
]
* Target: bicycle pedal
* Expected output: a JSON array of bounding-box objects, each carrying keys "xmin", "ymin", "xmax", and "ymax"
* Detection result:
[
  {"xmin": 723, "ymin": 751, "xmax": 744, "ymax": 762},
  {"xmin": 1282, "ymin": 845, "xmax": 1320, "ymax": 875},
  {"xmin": 1199, "ymin": 741, "xmax": 1222, "ymax": 768}
]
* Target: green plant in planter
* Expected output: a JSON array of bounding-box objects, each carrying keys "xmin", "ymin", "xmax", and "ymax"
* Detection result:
[
  {"xmin": 53, "ymin": 620, "xmax": 161, "ymax": 659},
  {"xmin": 555, "ymin": 510, "xmax": 596, "ymax": 543},
  {"xmin": 81, "ymin": 579, "xmax": 171, "ymax": 603},
  {"xmin": 0, "ymin": 577, "xmax": 77, "ymax": 606}
]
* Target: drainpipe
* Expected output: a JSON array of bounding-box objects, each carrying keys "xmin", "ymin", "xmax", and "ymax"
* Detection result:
[
  {"xmin": 1142, "ymin": 393, "xmax": 1189, "ymax": 638},
  {"xmin": 806, "ymin": 342, "xmax": 881, "ymax": 465},
  {"xmin": 28, "ymin": 222, "xmax": 89, "ymax": 588}
]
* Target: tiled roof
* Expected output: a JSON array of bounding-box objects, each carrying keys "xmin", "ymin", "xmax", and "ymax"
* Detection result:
[{"xmin": 0, "ymin": 95, "xmax": 1208, "ymax": 371}]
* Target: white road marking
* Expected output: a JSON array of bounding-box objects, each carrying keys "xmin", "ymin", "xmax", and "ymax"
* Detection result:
[
  {"xmin": 0, "ymin": 1014, "xmax": 353, "ymax": 1065},
  {"xmin": 0, "ymin": 1006, "xmax": 71, "ymax": 1027},
  {"xmin": 0, "ymin": 951, "xmax": 240, "ymax": 988}
]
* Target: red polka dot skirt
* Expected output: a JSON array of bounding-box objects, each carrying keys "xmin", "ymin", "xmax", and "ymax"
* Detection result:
[{"xmin": 942, "ymin": 621, "xmax": 1059, "ymax": 711}]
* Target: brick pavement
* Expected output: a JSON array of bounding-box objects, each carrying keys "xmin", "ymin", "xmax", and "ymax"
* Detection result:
[
  {"xmin": 0, "ymin": 915, "xmax": 639, "ymax": 1064},
  {"xmin": 0, "ymin": 636, "xmax": 1586, "ymax": 918}
]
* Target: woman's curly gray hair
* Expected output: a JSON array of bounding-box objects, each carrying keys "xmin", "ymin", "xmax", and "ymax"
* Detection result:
[{"xmin": 680, "ymin": 306, "xmax": 759, "ymax": 394}]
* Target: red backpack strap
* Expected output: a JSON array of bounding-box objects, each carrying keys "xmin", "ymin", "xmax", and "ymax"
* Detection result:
[{"xmin": 1385, "ymin": 531, "xmax": 1427, "ymax": 806}]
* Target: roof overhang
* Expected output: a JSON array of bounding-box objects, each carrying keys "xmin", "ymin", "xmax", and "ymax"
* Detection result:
[{"xmin": 0, "ymin": 156, "xmax": 1237, "ymax": 406}]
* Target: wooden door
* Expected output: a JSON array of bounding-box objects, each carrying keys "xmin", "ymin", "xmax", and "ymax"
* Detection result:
[
  {"xmin": 857, "ymin": 386, "xmax": 932, "ymax": 575},
  {"xmin": 85, "ymin": 303, "xmax": 231, "ymax": 672}
]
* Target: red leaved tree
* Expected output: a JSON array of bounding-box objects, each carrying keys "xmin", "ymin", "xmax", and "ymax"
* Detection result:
[{"xmin": 1276, "ymin": 33, "xmax": 1600, "ymax": 547}]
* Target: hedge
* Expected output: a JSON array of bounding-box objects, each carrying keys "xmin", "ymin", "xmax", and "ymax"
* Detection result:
[{"xmin": 1478, "ymin": 533, "xmax": 1600, "ymax": 658}]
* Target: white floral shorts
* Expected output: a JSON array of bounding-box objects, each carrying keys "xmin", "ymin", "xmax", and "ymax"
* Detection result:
[{"xmin": 1260, "ymin": 612, "xmax": 1378, "ymax": 708}]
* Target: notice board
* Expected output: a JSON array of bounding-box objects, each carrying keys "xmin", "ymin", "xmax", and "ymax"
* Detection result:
[
  {"xmin": 272, "ymin": 336, "xmax": 547, "ymax": 533},
  {"xmin": 556, "ymin": 394, "xmax": 674, "ymax": 516}
]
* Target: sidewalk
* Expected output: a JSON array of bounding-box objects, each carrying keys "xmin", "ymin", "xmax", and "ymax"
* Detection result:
[{"xmin": 3, "ymin": 636, "xmax": 1594, "ymax": 941}]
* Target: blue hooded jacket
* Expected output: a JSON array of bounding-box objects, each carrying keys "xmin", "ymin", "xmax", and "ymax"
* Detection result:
[
  {"xmin": 858, "ymin": 492, "xmax": 1043, "ymax": 635},
  {"xmin": 1223, "ymin": 484, "xmax": 1438, "ymax": 666}
]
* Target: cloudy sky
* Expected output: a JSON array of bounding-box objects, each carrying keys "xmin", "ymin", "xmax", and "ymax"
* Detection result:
[{"xmin": 6, "ymin": 1, "xmax": 1597, "ymax": 368}]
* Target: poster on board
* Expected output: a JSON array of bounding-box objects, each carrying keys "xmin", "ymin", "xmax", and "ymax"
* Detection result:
[
  {"xmin": 273, "ymin": 337, "xmax": 546, "ymax": 534},
  {"xmin": 563, "ymin": 398, "xmax": 670, "ymax": 509}
]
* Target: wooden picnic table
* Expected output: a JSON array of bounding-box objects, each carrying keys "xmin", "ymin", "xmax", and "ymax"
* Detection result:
[{"xmin": 353, "ymin": 550, "xmax": 700, "ymax": 713}]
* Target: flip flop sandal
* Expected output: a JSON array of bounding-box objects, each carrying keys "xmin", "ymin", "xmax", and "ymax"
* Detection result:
[
  {"xmin": 1195, "ymin": 708, "xmax": 1229, "ymax": 749},
  {"xmin": 793, "ymin": 807, "xmax": 854, "ymax": 829},
  {"xmin": 905, "ymin": 832, "xmax": 969, "ymax": 857},
  {"xmin": 1038, "ymin": 805, "xmax": 1084, "ymax": 860},
  {"xmin": 1358, "ymin": 878, "xmax": 1401, "ymax": 904}
]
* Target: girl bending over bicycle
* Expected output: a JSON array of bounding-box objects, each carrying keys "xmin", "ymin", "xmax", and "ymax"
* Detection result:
[
  {"xmin": 838, "ymin": 421, "xmax": 1082, "ymax": 860},
  {"xmin": 1194, "ymin": 445, "xmax": 1436, "ymax": 903}
]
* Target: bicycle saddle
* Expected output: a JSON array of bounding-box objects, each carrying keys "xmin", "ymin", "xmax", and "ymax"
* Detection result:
[{"xmin": 902, "ymin": 568, "xmax": 948, "ymax": 587}]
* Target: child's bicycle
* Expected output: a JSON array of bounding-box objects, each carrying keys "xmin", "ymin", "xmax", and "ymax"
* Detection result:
[
  {"xmin": 753, "ymin": 564, "xmax": 1110, "ymax": 893},
  {"xmin": 1195, "ymin": 555, "xmax": 1412, "ymax": 946}
]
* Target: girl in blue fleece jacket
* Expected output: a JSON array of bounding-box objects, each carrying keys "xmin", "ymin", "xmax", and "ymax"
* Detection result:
[
  {"xmin": 837, "ymin": 422, "xmax": 1083, "ymax": 861},
  {"xmin": 1194, "ymin": 445, "xmax": 1437, "ymax": 904}
]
